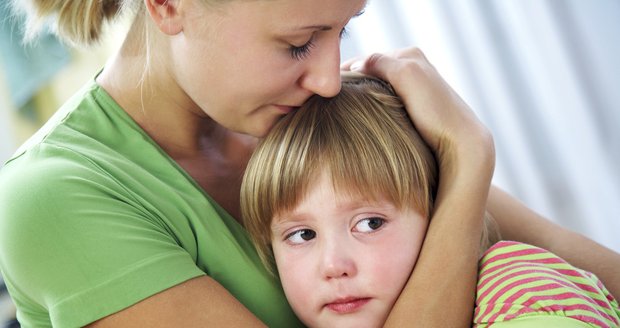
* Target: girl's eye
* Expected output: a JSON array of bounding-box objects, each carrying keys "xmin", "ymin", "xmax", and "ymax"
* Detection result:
[
  {"xmin": 285, "ymin": 229, "xmax": 316, "ymax": 244},
  {"xmin": 289, "ymin": 38, "xmax": 315, "ymax": 61},
  {"xmin": 339, "ymin": 26, "xmax": 349, "ymax": 39},
  {"xmin": 355, "ymin": 217, "xmax": 385, "ymax": 233}
]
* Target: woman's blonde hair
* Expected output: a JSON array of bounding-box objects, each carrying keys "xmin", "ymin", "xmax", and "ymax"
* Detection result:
[
  {"xmin": 10, "ymin": 0, "xmax": 144, "ymax": 46},
  {"xmin": 242, "ymin": 73, "xmax": 443, "ymax": 269},
  {"xmin": 11, "ymin": 0, "xmax": 231, "ymax": 46}
]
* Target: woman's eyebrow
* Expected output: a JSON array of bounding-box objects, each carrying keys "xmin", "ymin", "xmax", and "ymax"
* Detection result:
[
  {"xmin": 295, "ymin": 25, "xmax": 332, "ymax": 31},
  {"xmin": 293, "ymin": 8, "xmax": 366, "ymax": 31}
]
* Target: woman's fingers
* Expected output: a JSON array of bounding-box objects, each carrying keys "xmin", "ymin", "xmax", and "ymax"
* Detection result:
[
  {"xmin": 342, "ymin": 47, "xmax": 493, "ymax": 165},
  {"xmin": 345, "ymin": 49, "xmax": 454, "ymax": 148},
  {"xmin": 340, "ymin": 56, "xmax": 363, "ymax": 71}
]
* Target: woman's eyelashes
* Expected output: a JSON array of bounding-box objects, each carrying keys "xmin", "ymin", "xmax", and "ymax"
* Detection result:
[
  {"xmin": 289, "ymin": 27, "xmax": 350, "ymax": 61},
  {"xmin": 289, "ymin": 38, "xmax": 316, "ymax": 61}
]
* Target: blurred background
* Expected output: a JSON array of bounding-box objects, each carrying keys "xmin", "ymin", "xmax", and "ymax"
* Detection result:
[
  {"xmin": 342, "ymin": 0, "xmax": 620, "ymax": 253},
  {"xmin": 1, "ymin": 0, "xmax": 619, "ymax": 326}
]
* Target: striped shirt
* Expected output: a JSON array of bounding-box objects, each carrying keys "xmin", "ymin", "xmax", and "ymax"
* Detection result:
[{"xmin": 474, "ymin": 241, "xmax": 620, "ymax": 328}]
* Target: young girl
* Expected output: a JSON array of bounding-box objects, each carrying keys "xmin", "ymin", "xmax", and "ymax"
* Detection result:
[{"xmin": 241, "ymin": 74, "xmax": 620, "ymax": 328}]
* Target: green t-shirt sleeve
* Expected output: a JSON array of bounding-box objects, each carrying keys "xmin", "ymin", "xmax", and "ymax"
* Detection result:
[{"xmin": 0, "ymin": 147, "xmax": 205, "ymax": 328}]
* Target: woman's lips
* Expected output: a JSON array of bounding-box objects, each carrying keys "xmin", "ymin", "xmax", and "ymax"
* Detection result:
[
  {"xmin": 325, "ymin": 297, "xmax": 371, "ymax": 314},
  {"xmin": 273, "ymin": 105, "xmax": 297, "ymax": 114}
]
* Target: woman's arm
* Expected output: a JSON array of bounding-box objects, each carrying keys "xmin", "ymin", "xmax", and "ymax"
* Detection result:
[
  {"xmin": 344, "ymin": 47, "xmax": 495, "ymax": 327},
  {"xmin": 88, "ymin": 276, "xmax": 267, "ymax": 327},
  {"xmin": 487, "ymin": 185, "xmax": 620, "ymax": 297}
]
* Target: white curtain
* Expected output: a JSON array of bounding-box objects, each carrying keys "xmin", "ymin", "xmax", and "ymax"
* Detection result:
[{"xmin": 342, "ymin": 0, "xmax": 620, "ymax": 252}]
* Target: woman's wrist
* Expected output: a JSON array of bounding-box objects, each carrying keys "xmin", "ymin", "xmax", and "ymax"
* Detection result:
[{"xmin": 437, "ymin": 125, "xmax": 496, "ymax": 193}]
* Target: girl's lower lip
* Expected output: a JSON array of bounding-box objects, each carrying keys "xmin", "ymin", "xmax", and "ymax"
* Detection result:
[{"xmin": 325, "ymin": 298, "xmax": 371, "ymax": 314}]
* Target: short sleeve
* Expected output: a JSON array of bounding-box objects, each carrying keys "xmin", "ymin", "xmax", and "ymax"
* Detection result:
[{"xmin": 0, "ymin": 147, "xmax": 205, "ymax": 327}]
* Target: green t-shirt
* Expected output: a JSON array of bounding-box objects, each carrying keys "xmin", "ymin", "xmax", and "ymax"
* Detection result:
[{"xmin": 0, "ymin": 78, "xmax": 302, "ymax": 328}]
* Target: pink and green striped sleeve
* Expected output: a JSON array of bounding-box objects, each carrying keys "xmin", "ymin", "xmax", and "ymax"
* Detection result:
[{"xmin": 474, "ymin": 241, "xmax": 620, "ymax": 328}]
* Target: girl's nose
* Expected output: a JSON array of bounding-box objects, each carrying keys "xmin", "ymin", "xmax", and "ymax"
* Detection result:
[{"xmin": 320, "ymin": 240, "xmax": 357, "ymax": 280}]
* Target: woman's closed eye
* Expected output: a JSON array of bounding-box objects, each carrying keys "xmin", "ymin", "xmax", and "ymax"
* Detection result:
[
  {"xmin": 289, "ymin": 27, "xmax": 350, "ymax": 61},
  {"xmin": 354, "ymin": 217, "xmax": 386, "ymax": 233},
  {"xmin": 285, "ymin": 228, "xmax": 317, "ymax": 244},
  {"xmin": 289, "ymin": 37, "xmax": 316, "ymax": 60}
]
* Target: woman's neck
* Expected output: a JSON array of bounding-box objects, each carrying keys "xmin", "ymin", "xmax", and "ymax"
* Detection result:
[
  {"xmin": 96, "ymin": 18, "xmax": 219, "ymax": 159},
  {"xmin": 96, "ymin": 19, "xmax": 259, "ymax": 222}
]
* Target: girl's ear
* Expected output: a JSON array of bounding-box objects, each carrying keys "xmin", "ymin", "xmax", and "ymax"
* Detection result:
[{"xmin": 144, "ymin": 0, "xmax": 183, "ymax": 35}]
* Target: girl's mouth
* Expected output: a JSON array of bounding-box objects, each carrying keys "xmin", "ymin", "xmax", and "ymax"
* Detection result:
[{"xmin": 325, "ymin": 297, "xmax": 371, "ymax": 314}]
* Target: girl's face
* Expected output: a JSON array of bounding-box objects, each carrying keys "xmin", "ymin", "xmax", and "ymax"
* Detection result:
[
  {"xmin": 169, "ymin": 0, "xmax": 367, "ymax": 137},
  {"xmin": 271, "ymin": 172, "xmax": 429, "ymax": 328}
]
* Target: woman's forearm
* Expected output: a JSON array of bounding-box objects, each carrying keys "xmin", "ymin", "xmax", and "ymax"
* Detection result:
[
  {"xmin": 347, "ymin": 47, "xmax": 497, "ymax": 326},
  {"xmin": 385, "ymin": 136, "xmax": 496, "ymax": 327},
  {"xmin": 487, "ymin": 185, "xmax": 620, "ymax": 297}
]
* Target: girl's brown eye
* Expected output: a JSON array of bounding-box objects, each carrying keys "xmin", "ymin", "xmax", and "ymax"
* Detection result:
[
  {"xmin": 286, "ymin": 229, "xmax": 317, "ymax": 244},
  {"xmin": 355, "ymin": 217, "xmax": 385, "ymax": 233},
  {"xmin": 367, "ymin": 217, "xmax": 383, "ymax": 230}
]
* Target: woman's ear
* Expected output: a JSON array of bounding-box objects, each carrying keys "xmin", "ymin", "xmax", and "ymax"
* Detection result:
[{"xmin": 144, "ymin": 0, "xmax": 183, "ymax": 35}]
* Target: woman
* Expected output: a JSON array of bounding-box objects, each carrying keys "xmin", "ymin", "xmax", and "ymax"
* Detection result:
[{"xmin": 0, "ymin": 0, "xmax": 617, "ymax": 327}]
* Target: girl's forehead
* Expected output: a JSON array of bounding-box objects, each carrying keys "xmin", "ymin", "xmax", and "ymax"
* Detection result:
[{"xmin": 282, "ymin": 173, "xmax": 397, "ymax": 213}]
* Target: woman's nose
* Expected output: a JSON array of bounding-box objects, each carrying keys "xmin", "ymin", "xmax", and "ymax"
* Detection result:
[{"xmin": 298, "ymin": 39, "xmax": 342, "ymax": 98}]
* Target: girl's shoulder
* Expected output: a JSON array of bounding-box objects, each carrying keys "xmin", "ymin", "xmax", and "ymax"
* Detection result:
[{"xmin": 474, "ymin": 241, "xmax": 620, "ymax": 328}]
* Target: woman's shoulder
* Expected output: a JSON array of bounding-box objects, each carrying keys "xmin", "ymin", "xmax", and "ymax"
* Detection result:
[
  {"xmin": 0, "ymin": 76, "xmax": 183, "ymax": 205},
  {"xmin": 0, "ymin": 77, "xmax": 187, "ymax": 253},
  {"xmin": 8, "ymin": 78, "xmax": 150, "ymax": 161}
]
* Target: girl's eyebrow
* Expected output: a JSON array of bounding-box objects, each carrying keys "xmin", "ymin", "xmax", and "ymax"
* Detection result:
[
  {"xmin": 270, "ymin": 217, "xmax": 307, "ymax": 235},
  {"xmin": 271, "ymin": 212, "xmax": 310, "ymax": 227}
]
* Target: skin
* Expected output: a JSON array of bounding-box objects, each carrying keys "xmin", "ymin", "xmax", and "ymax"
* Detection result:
[
  {"xmin": 271, "ymin": 172, "xmax": 428, "ymax": 328},
  {"xmin": 162, "ymin": 0, "xmax": 358, "ymax": 138}
]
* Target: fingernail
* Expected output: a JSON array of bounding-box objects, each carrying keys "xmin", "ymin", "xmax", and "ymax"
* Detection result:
[{"xmin": 350, "ymin": 60, "xmax": 363, "ymax": 71}]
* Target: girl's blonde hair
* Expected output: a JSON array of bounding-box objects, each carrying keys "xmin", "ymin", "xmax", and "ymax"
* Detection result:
[
  {"xmin": 242, "ymin": 73, "xmax": 501, "ymax": 270},
  {"xmin": 242, "ymin": 73, "xmax": 443, "ymax": 269}
]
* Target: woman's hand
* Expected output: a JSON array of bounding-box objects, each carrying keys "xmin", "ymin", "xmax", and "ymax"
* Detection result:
[
  {"xmin": 342, "ymin": 47, "xmax": 494, "ymax": 169},
  {"xmin": 343, "ymin": 47, "xmax": 495, "ymax": 327}
]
